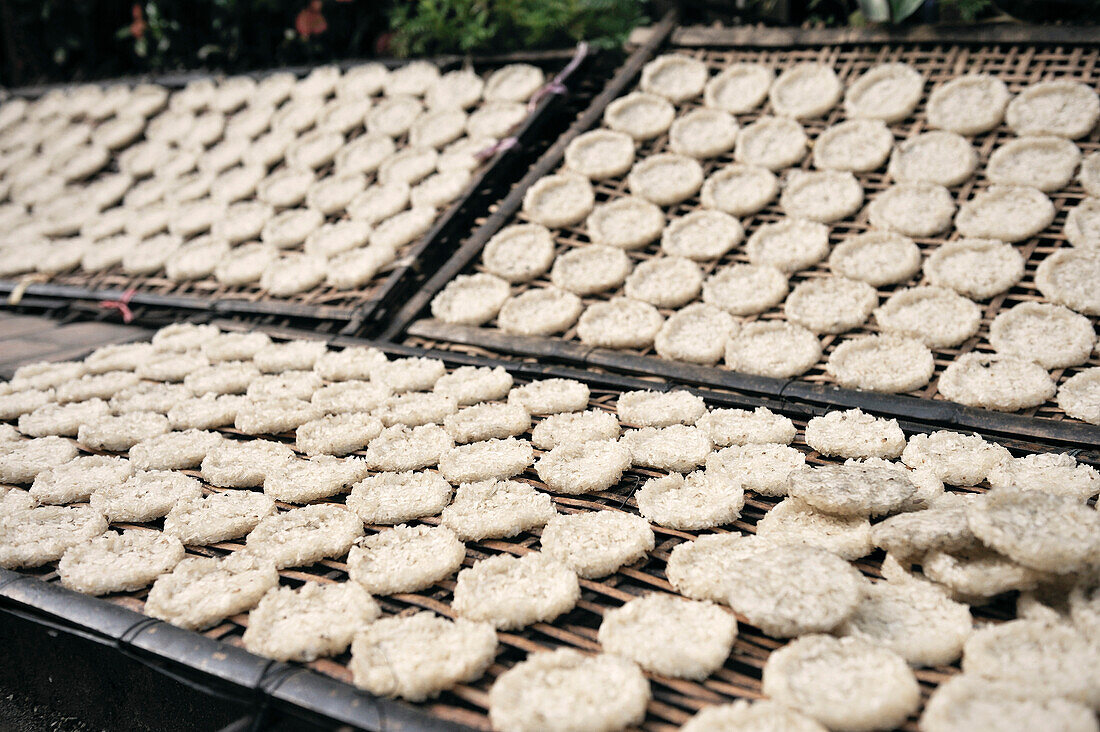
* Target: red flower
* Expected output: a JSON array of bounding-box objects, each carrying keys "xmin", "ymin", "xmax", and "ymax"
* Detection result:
[
  {"xmin": 295, "ymin": 0, "xmax": 328, "ymax": 39},
  {"xmin": 130, "ymin": 3, "xmax": 147, "ymax": 40}
]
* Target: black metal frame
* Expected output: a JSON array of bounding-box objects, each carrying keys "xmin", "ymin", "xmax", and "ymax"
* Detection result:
[
  {"xmin": 0, "ymin": 49, "xmax": 592, "ymax": 331},
  {"xmin": 378, "ymin": 22, "xmax": 1100, "ymax": 448}
]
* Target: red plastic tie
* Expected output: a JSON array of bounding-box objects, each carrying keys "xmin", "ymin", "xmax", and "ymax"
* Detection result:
[{"xmin": 99, "ymin": 288, "xmax": 137, "ymax": 323}]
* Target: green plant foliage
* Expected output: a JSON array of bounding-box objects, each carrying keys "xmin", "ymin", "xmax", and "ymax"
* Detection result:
[{"xmin": 388, "ymin": 0, "xmax": 646, "ymax": 57}]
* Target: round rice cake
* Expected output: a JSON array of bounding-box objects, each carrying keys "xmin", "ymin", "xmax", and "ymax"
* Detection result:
[
  {"xmin": 144, "ymin": 552, "xmax": 278, "ymax": 630},
  {"xmin": 440, "ymin": 478, "xmax": 551, "ymax": 540},
  {"xmin": 735, "ymin": 116, "xmax": 807, "ymax": 171},
  {"xmin": 535, "ymin": 440, "xmax": 630, "ymax": 495},
  {"xmin": 700, "ymin": 164, "xmax": 779, "ymax": 216},
  {"xmin": 837, "ymin": 578, "xmax": 971, "ymax": 667},
  {"xmin": 725, "ymin": 321, "xmax": 822, "ymax": 379},
  {"xmin": 874, "ymin": 286, "xmax": 981, "ymax": 348},
  {"xmin": 987, "ymin": 135, "xmax": 1082, "ymax": 192},
  {"xmin": 665, "ymin": 532, "xmax": 769, "ymax": 602},
  {"xmin": 987, "ymin": 451, "xmax": 1100, "ymax": 502},
  {"xmin": 619, "ymin": 424, "xmax": 712, "ymax": 473},
  {"xmin": 654, "ymin": 303, "xmax": 738, "ymax": 365},
  {"xmin": 347, "ymin": 524, "xmax": 465, "ymax": 594},
  {"xmin": 466, "ymin": 101, "xmax": 527, "ymax": 139},
  {"xmin": 314, "ymin": 346, "xmax": 388, "ymax": 383},
  {"xmin": 366, "ymin": 95, "xmax": 424, "ymax": 138},
  {"xmin": 484, "ymin": 63, "xmax": 542, "ymax": 103},
  {"xmin": 826, "ymin": 335, "xmax": 934, "ymax": 393},
  {"xmin": 870, "ymin": 492, "xmax": 975, "ymax": 560},
  {"xmin": 926, "ymin": 73, "xmax": 1010, "ymax": 135},
  {"xmin": 1006, "ymin": 80, "xmax": 1100, "ymax": 139},
  {"xmin": 703, "ymin": 263, "xmax": 789, "ymax": 316},
  {"xmin": 347, "ymin": 182, "xmax": 409, "ymax": 227},
  {"xmin": 531, "ymin": 409, "xmax": 620, "ymax": 450},
  {"xmin": 184, "ymin": 362, "xmax": 261, "ymax": 396},
  {"xmin": 784, "ymin": 276, "xmax": 877, "ymax": 334},
  {"xmin": 868, "ymin": 183, "xmax": 956, "ymax": 238},
  {"xmin": 968, "ymin": 487, "xmax": 1100, "ymax": 573},
  {"xmin": 1035, "ymin": 248, "xmax": 1100, "ymax": 315},
  {"xmin": 18, "ymin": 398, "xmax": 111, "ymax": 438},
  {"xmin": 827, "ymin": 230, "xmax": 921, "ymax": 287},
  {"xmin": 1057, "ymin": 368, "xmax": 1100, "ymax": 424},
  {"xmin": 920, "ymin": 675, "xmax": 1099, "ymax": 732},
  {"xmin": 488, "ymin": 648, "xmax": 648, "ymax": 732},
  {"xmin": 259, "ymin": 253, "xmax": 327, "ymax": 297},
  {"xmin": 445, "ymin": 402, "xmax": 530, "ymax": 444},
  {"xmin": 57, "ymin": 370, "xmax": 142, "ymax": 403},
  {"xmin": 989, "ymin": 302, "xmax": 1094, "ymax": 369},
  {"xmin": 89, "ymin": 470, "xmax": 201, "ymax": 523},
  {"xmin": 661, "ymin": 210, "xmax": 743, "ymax": 261},
  {"xmin": 683, "ymin": 700, "xmax": 827, "ymax": 732},
  {"xmin": 521, "ymin": 174, "xmax": 594, "ymax": 229},
  {"xmin": 640, "ymin": 54, "xmax": 707, "ymax": 102},
  {"xmin": 812, "ymin": 119, "xmax": 894, "ymax": 173},
  {"xmin": 77, "ymin": 411, "xmax": 169, "ymax": 452},
  {"xmin": 508, "ymin": 378, "xmax": 589, "ymax": 415},
  {"xmin": 669, "ymin": 108, "xmax": 739, "ymax": 159},
  {"xmin": 755, "ymin": 497, "xmax": 872, "ymax": 560},
  {"xmin": 901, "ymin": 430, "xmax": 1010, "ymax": 486},
  {"xmin": 727, "ymin": 545, "xmax": 865, "ymax": 637},
  {"xmin": 623, "ymin": 257, "xmax": 702, "ymax": 308},
  {"xmin": 497, "ymin": 287, "xmax": 583, "ymax": 336},
  {"xmin": 58, "ymin": 529, "xmax": 184, "ymax": 596},
  {"xmin": 849, "ymin": 457, "xmax": 944, "ymax": 512},
  {"xmin": 1065, "ymin": 197, "xmax": 1100, "ymax": 250},
  {"xmin": 745, "ymin": 218, "xmax": 829, "ymax": 273},
  {"xmin": 586, "ymin": 197, "xmax": 665, "ymax": 250},
  {"xmin": 377, "ymin": 147, "xmax": 439, "ymax": 187},
  {"xmin": 452, "ymin": 552, "xmax": 579, "ymax": 630},
  {"xmin": 370, "ymin": 356, "xmax": 446, "ymax": 394},
  {"xmin": 762, "ymin": 634, "xmax": 920, "ymax": 730},
  {"xmin": 887, "ymin": 130, "xmax": 977, "ymax": 188},
  {"xmin": 369, "ymin": 206, "xmax": 438, "ymax": 251},
  {"xmin": 351, "ymin": 612, "xmax": 497, "ymax": 702},
  {"xmin": 563, "ymin": 129, "xmax": 635, "ymax": 180},
  {"xmin": 962, "ymin": 618, "xmax": 1100, "ymax": 706},
  {"xmin": 926, "ymin": 544, "xmax": 1045, "ymax": 601},
  {"xmin": 260, "ymin": 207, "xmax": 324, "ymax": 249},
  {"xmin": 636, "ymin": 470, "xmax": 744, "ymax": 530},
  {"xmin": 374, "ymin": 392, "xmax": 457, "ymax": 428},
  {"xmin": 938, "ymin": 352, "xmax": 1056, "ymax": 412},
  {"xmin": 246, "ymin": 370, "xmax": 322, "ymax": 401},
  {"xmin": 540, "ymin": 511, "xmax": 654, "ymax": 579},
  {"xmin": 164, "ymin": 490, "xmax": 276, "ymax": 546},
  {"xmin": 788, "ymin": 461, "xmax": 916, "ymax": 517},
  {"xmin": 922, "ymin": 238, "xmax": 1024, "ymax": 300},
  {"xmin": 695, "ymin": 406, "xmax": 795, "ymax": 447},
  {"xmin": 598, "ymin": 593, "xmax": 737, "ymax": 680},
  {"xmin": 234, "ymin": 397, "xmax": 319, "ymax": 435},
  {"xmin": 408, "ymin": 108, "xmax": 468, "ymax": 149},
  {"xmin": 311, "ymin": 381, "xmax": 392, "ymax": 415},
  {"xmin": 254, "ymin": 340, "xmax": 327, "ymax": 374},
  {"xmin": 603, "ymin": 91, "xmax": 675, "ymax": 141},
  {"xmin": 83, "ymin": 342, "xmax": 155, "ymax": 374},
  {"xmin": 705, "ymin": 443, "xmax": 806, "ymax": 497},
  {"xmin": 481, "ymin": 223, "xmax": 556, "ymax": 282},
  {"xmin": 704, "ymin": 63, "xmax": 774, "ymax": 113},
  {"xmin": 769, "ymin": 63, "xmax": 842, "ymax": 119},
  {"xmin": 1080, "ymin": 151, "xmax": 1100, "ymax": 196},
  {"xmin": 0, "ymin": 504, "xmax": 107, "ymax": 569},
  {"xmin": 13, "ymin": 361, "xmax": 86, "ymax": 391},
  {"xmin": 430, "ymin": 273, "xmax": 511, "ymax": 326},
  {"xmin": 200, "ymin": 439, "xmax": 294, "ymax": 488},
  {"xmin": 434, "ymin": 366, "xmax": 513, "ymax": 406},
  {"xmin": 0, "ymin": 389, "xmax": 54, "ymax": 422},
  {"xmin": 365, "ymin": 424, "xmax": 453, "ymax": 471},
  {"xmin": 627, "ymin": 153, "xmax": 704, "ymax": 206},
  {"xmin": 618, "ymin": 389, "xmax": 706, "ymax": 428},
  {"xmin": 550, "ymin": 244, "xmax": 631, "ymax": 296},
  {"xmin": 804, "ymin": 409, "xmax": 905, "ymax": 459},
  {"xmin": 262, "ymin": 455, "xmax": 369, "ymax": 503},
  {"xmin": 346, "ymin": 470, "xmax": 452, "ymax": 525},
  {"xmin": 956, "ymin": 185, "xmax": 1055, "ymax": 243},
  {"xmin": 437, "ymin": 435, "xmax": 532, "ymax": 482},
  {"xmin": 844, "ymin": 63, "xmax": 922, "ymax": 122},
  {"xmin": 576, "ymin": 298, "xmax": 664, "ymax": 350},
  {"xmin": 242, "ymin": 581, "xmax": 379, "ymax": 663},
  {"xmin": 129, "ymin": 429, "xmax": 223, "ymax": 470},
  {"xmin": 780, "ymin": 170, "xmax": 864, "ymax": 223}
]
